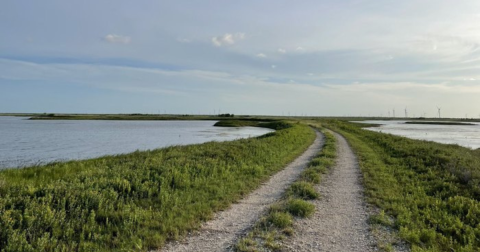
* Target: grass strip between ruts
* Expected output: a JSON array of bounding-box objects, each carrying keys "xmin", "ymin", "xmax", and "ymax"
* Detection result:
[{"xmin": 235, "ymin": 128, "xmax": 337, "ymax": 251}]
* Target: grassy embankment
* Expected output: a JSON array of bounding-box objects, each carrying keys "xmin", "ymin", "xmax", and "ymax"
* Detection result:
[
  {"xmin": 324, "ymin": 120, "xmax": 480, "ymax": 251},
  {"xmin": 235, "ymin": 128, "xmax": 337, "ymax": 251},
  {"xmin": 0, "ymin": 122, "xmax": 315, "ymax": 251}
]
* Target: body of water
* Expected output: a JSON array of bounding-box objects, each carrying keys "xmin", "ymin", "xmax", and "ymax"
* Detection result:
[
  {"xmin": 356, "ymin": 120, "xmax": 480, "ymax": 149},
  {"xmin": 0, "ymin": 117, "xmax": 274, "ymax": 169}
]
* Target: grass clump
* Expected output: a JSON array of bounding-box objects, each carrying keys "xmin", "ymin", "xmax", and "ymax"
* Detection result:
[
  {"xmin": 235, "ymin": 237, "xmax": 258, "ymax": 252},
  {"xmin": 0, "ymin": 124, "xmax": 315, "ymax": 251},
  {"xmin": 267, "ymin": 212, "xmax": 293, "ymax": 229},
  {"xmin": 368, "ymin": 211, "xmax": 394, "ymax": 227},
  {"xmin": 300, "ymin": 169, "xmax": 321, "ymax": 183},
  {"xmin": 286, "ymin": 199, "xmax": 315, "ymax": 218},
  {"xmin": 287, "ymin": 181, "xmax": 319, "ymax": 200}
]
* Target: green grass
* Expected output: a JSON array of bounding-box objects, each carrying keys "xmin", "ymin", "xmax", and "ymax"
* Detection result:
[
  {"xmin": 0, "ymin": 124, "xmax": 315, "ymax": 251},
  {"xmin": 286, "ymin": 181, "xmax": 319, "ymax": 200},
  {"xmin": 235, "ymin": 128, "xmax": 337, "ymax": 251},
  {"xmin": 324, "ymin": 120, "xmax": 480, "ymax": 252},
  {"xmin": 285, "ymin": 199, "xmax": 315, "ymax": 218},
  {"xmin": 267, "ymin": 212, "xmax": 293, "ymax": 229}
]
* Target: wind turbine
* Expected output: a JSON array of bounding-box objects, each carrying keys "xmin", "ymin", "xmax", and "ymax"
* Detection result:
[
  {"xmin": 393, "ymin": 108, "xmax": 395, "ymax": 118},
  {"xmin": 404, "ymin": 107, "xmax": 408, "ymax": 118},
  {"xmin": 437, "ymin": 107, "xmax": 441, "ymax": 118}
]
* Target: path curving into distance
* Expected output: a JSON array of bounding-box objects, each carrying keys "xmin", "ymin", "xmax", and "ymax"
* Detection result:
[
  {"xmin": 282, "ymin": 131, "xmax": 376, "ymax": 252},
  {"xmin": 157, "ymin": 130, "xmax": 324, "ymax": 252}
]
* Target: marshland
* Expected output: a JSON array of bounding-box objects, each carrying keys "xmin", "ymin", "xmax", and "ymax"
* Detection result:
[{"xmin": 1, "ymin": 115, "xmax": 480, "ymax": 251}]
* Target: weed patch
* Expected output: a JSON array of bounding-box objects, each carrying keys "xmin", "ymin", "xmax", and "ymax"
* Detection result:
[
  {"xmin": 267, "ymin": 212, "xmax": 293, "ymax": 229},
  {"xmin": 287, "ymin": 181, "xmax": 319, "ymax": 200},
  {"xmin": 286, "ymin": 199, "xmax": 315, "ymax": 218}
]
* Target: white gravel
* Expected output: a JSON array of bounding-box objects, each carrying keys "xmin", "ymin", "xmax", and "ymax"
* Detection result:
[
  {"xmin": 281, "ymin": 131, "xmax": 377, "ymax": 252},
  {"xmin": 158, "ymin": 131, "xmax": 324, "ymax": 252}
]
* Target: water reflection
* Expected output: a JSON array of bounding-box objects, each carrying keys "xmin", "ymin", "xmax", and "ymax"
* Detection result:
[{"xmin": 355, "ymin": 120, "xmax": 480, "ymax": 149}]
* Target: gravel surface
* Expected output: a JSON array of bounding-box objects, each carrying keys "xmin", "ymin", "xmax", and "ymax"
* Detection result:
[
  {"xmin": 281, "ymin": 131, "xmax": 376, "ymax": 252},
  {"xmin": 158, "ymin": 131, "xmax": 324, "ymax": 252}
]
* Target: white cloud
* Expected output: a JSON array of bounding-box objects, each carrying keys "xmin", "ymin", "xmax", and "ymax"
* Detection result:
[
  {"xmin": 408, "ymin": 35, "xmax": 479, "ymax": 60},
  {"xmin": 104, "ymin": 34, "xmax": 131, "ymax": 44},
  {"xmin": 211, "ymin": 33, "xmax": 245, "ymax": 47},
  {"xmin": 278, "ymin": 48, "xmax": 286, "ymax": 54},
  {"xmin": 271, "ymin": 65, "xmax": 276, "ymax": 69},
  {"xmin": 256, "ymin": 53, "xmax": 267, "ymax": 58}
]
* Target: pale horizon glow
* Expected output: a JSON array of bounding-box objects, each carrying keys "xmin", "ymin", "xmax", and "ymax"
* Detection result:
[{"xmin": 1, "ymin": 1, "xmax": 480, "ymax": 118}]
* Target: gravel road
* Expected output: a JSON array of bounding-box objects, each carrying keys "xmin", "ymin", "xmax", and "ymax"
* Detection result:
[
  {"xmin": 158, "ymin": 130, "xmax": 324, "ymax": 252},
  {"xmin": 281, "ymin": 131, "xmax": 376, "ymax": 252}
]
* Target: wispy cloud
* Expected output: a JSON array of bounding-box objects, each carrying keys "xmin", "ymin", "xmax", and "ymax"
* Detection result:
[
  {"xmin": 177, "ymin": 38, "xmax": 191, "ymax": 43},
  {"xmin": 211, "ymin": 33, "xmax": 245, "ymax": 47},
  {"xmin": 104, "ymin": 34, "xmax": 131, "ymax": 44},
  {"xmin": 256, "ymin": 53, "xmax": 267, "ymax": 58}
]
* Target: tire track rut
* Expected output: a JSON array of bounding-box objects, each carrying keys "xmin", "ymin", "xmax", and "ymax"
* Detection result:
[{"xmin": 158, "ymin": 131, "xmax": 324, "ymax": 252}]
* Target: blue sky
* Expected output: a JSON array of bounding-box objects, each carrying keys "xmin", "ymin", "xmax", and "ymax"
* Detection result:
[{"xmin": 2, "ymin": 0, "xmax": 480, "ymax": 117}]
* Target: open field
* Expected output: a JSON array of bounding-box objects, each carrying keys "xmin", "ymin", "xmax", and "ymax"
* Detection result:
[{"xmin": 0, "ymin": 122, "xmax": 315, "ymax": 251}]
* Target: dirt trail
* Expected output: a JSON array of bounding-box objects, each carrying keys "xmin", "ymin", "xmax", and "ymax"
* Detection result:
[
  {"xmin": 282, "ymin": 131, "xmax": 376, "ymax": 252},
  {"xmin": 158, "ymin": 131, "xmax": 324, "ymax": 252}
]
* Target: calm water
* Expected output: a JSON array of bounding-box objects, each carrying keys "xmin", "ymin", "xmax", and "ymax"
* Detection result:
[
  {"xmin": 0, "ymin": 117, "xmax": 274, "ymax": 169},
  {"xmin": 356, "ymin": 120, "xmax": 480, "ymax": 149}
]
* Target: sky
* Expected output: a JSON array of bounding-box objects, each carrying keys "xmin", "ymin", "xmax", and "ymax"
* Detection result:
[{"xmin": 1, "ymin": 0, "xmax": 480, "ymax": 118}]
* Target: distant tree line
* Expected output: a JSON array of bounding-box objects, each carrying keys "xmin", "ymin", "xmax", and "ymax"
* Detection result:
[{"xmin": 218, "ymin": 113, "xmax": 234, "ymax": 117}]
